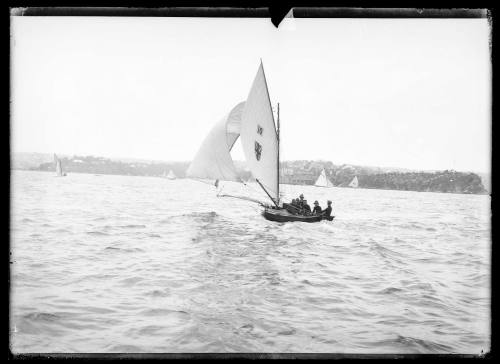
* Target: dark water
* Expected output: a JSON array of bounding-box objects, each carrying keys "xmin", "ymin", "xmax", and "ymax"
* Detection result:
[{"xmin": 10, "ymin": 170, "xmax": 490, "ymax": 353}]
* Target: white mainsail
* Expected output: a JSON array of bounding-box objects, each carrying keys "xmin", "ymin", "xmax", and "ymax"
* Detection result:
[
  {"xmin": 166, "ymin": 170, "xmax": 176, "ymax": 180},
  {"xmin": 186, "ymin": 102, "xmax": 245, "ymax": 181},
  {"xmin": 54, "ymin": 154, "xmax": 63, "ymax": 176},
  {"xmin": 348, "ymin": 176, "xmax": 359, "ymax": 188},
  {"xmin": 314, "ymin": 168, "xmax": 334, "ymax": 187},
  {"xmin": 239, "ymin": 63, "xmax": 279, "ymax": 204}
]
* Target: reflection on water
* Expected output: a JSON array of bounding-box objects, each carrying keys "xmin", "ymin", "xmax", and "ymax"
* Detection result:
[{"xmin": 10, "ymin": 170, "xmax": 490, "ymax": 353}]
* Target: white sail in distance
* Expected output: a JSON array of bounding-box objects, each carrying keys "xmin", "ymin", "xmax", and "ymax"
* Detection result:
[
  {"xmin": 186, "ymin": 102, "xmax": 245, "ymax": 182},
  {"xmin": 314, "ymin": 168, "xmax": 334, "ymax": 187},
  {"xmin": 349, "ymin": 176, "xmax": 359, "ymax": 188},
  {"xmin": 239, "ymin": 63, "xmax": 279, "ymax": 204},
  {"xmin": 166, "ymin": 170, "xmax": 176, "ymax": 180},
  {"xmin": 54, "ymin": 154, "xmax": 63, "ymax": 176}
]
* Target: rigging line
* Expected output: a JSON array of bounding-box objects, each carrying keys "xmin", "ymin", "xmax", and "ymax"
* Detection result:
[
  {"xmin": 256, "ymin": 178, "xmax": 279, "ymax": 207},
  {"xmin": 219, "ymin": 177, "xmax": 270, "ymax": 206},
  {"xmin": 191, "ymin": 178, "xmax": 216, "ymax": 186},
  {"xmin": 218, "ymin": 193, "xmax": 266, "ymax": 206}
]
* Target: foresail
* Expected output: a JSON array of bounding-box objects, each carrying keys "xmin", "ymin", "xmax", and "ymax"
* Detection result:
[
  {"xmin": 226, "ymin": 101, "xmax": 244, "ymax": 149},
  {"xmin": 239, "ymin": 63, "xmax": 279, "ymax": 203},
  {"xmin": 186, "ymin": 102, "xmax": 245, "ymax": 181}
]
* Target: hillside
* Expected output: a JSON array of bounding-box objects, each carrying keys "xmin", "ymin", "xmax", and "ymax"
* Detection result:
[
  {"xmin": 12, "ymin": 153, "xmax": 488, "ymax": 195},
  {"xmin": 35, "ymin": 155, "xmax": 190, "ymax": 178},
  {"xmin": 11, "ymin": 152, "xmax": 54, "ymax": 170}
]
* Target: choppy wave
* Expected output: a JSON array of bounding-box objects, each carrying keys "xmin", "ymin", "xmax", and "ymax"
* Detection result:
[
  {"xmin": 103, "ymin": 246, "xmax": 145, "ymax": 253},
  {"xmin": 86, "ymin": 231, "xmax": 109, "ymax": 236},
  {"xmin": 372, "ymin": 335, "xmax": 456, "ymax": 353},
  {"xmin": 9, "ymin": 171, "xmax": 491, "ymax": 354}
]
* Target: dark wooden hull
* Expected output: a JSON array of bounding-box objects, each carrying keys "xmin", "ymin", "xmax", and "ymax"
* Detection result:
[{"xmin": 262, "ymin": 207, "xmax": 334, "ymax": 223}]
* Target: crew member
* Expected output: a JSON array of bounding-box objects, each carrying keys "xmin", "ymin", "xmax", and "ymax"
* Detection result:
[
  {"xmin": 322, "ymin": 200, "xmax": 333, "ymax": 217},
  {"xmin": 302, "ymin": 199, "xmax": 312, "ymax": 215},
  {"xmin": 312, "ymin": 200, "xmax": 322, "ymax": 215},
  {"xmin": 286, "ymin": 199, "xmax": 299, "ymax": 215}
]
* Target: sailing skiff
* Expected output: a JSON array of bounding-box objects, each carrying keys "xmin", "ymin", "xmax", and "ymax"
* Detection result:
[
  {"xmin": 348, "ymin": 176, "xmax": 359, "ymax": 188},
  {"xmin": 166, "ymin": 170, "xmax": 176, "ymax": 180},
  {"xmin": 187, "ymin": 62, "xmax": 333, "ymax": 223},
  {"xmin": 54, "ymin": 154, "xmax": 67, "ymax": 177},
  {"xmin": 314, "ymin": 168, "xmax": 334, "ymax": 188}
]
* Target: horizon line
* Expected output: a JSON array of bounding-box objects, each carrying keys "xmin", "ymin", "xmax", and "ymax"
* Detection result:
[{"xmin": 12, "ymin": 151, "xmax": 491, "ymax": 175}]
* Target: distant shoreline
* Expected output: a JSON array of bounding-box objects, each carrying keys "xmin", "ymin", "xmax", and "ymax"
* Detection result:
[
  {"xmin": 11, "ymin": 153, "xmax": 490, "ymax": 195},
  {"xmin": 12, "ymin": 168, "xmax": 489, "ymax": 196}
]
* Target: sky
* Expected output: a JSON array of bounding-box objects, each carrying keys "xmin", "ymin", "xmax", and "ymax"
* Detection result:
[{"xmin": 11, "ymin": 16, "xmax": 491, "ymax": 173}]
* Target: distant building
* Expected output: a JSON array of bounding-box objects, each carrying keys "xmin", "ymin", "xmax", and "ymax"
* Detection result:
[
  {"xmin": 341, "ymin": 164, "xmax": 355, "ymax": 171},
  {"xmin": 280, "ymin": 169, "xmax": 316, "ymax": 185},
  {"xmin": 308, "ymin": 161, "xmax": 324, "ymax": 171}
]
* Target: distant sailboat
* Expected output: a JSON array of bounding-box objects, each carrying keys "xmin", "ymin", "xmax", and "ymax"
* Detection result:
[
  {"xmin": 54, "ymin": 154, "xmax": 66, "ymax": 177},
  {"xmin": 187, "ymin": 62, "xmax": 332, "ymax": 223},
  {"xmin": 166, "ymin": 170, "xmax": 176, "ymax": 180},
  {"xmin": 348, "ymin": 176, "xmax": 359, "ymax": 188},
  {"xmin": 314, "ymin": 168, "xmax": 334, "ymax": 188}
]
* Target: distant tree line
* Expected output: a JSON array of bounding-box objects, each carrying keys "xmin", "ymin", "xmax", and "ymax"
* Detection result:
[
  {"xmin": 357, "ymin": 171, "xmax": 487, "ymax": 194},
  {"xmin": 34, "ymin": 155, "xmax": 488, "ymax": 195},
  {"xmin": 279, "ymin": 161, "xmax": 487, "ymax": 194},
  {"xmin": 330, "ymin": 168, "xmax": 486, "ymax": 194},
  {"xmin": 36, "ymin": 155, "xmax": 189, "ymax": 178}
]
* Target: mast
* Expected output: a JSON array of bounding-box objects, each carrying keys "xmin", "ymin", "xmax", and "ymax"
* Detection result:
[
  {"xmin": 277, "ymin": 102, "xmax": 280, "ymax": 205},
  {"xmin": 259, "ymin": 60, "xmax": 280, "ymax": 206}
]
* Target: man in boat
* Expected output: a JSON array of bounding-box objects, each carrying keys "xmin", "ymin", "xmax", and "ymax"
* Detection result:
[
  {"xmin": 297, "ymin": 194, "xmax": 305, "ymax": 207},
  {"xmin": 312, "ymin": 200, "xmax": 322, "ymax": 215},
  {"xmin": 284, "ymin": 199, "xmax": 300, "ymax": 215},
  {"xmin": 322, "ymin": 200, "xmax": 333, "ymax": 217},
  {"xmin": 301, "ymin": 200, "xmax": 312, "ymax": 215}
]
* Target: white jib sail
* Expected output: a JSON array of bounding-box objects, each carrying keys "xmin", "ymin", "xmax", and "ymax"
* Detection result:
[
  {"xmin": 349, "ymin": 176, "xmax": 359, "ymax": 188},
  {"xmin": 314, "ymin": 169, "xmax": 333, "ymax": 187},
  {"xmin": 239, "ymin": 63, "xmax": 279, "ymax": 203},
  {"xmin": 186, "ymin": 102, "xmax": 245, "ymax": 181}
]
